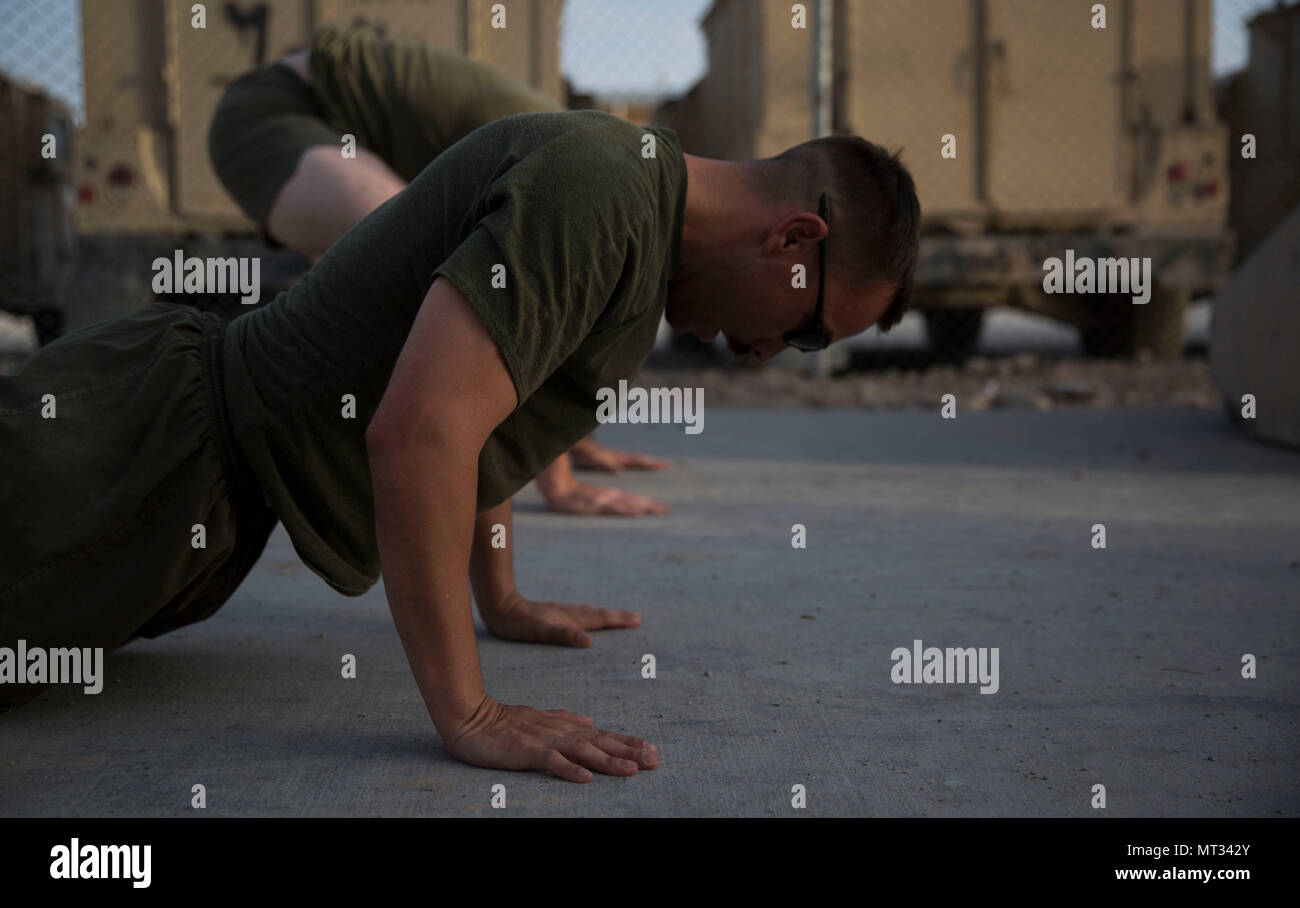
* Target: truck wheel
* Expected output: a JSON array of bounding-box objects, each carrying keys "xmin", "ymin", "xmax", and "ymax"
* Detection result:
[
  {"xmin": 924, "ymin": 309, "xmax": 984, "ymax": 363},
  {"xmin": 1223, "ymin": 396, "xmax": 1244, "ymax": 425},
  {"xmin": 1133, "ymin": 285, "xmax": 1190, "ymax": 361},
  {"xmin": 1080, "ymin": 295, "xmax": 1131, "ymax": 357},
  {"xmin": 1081, "ymin": 288, "xmax": 1188, "ymax": 360}
]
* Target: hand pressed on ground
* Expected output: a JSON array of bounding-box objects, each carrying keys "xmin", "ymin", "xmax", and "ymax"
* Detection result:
[
  {"xmin": 533, "ymin": 443, "xmax": 671, "ymax": 516},
  {"xmin": 479, "ymin": 590, "xmax": 640, "ymax": 647},
  {"xmin": 446, "ymin": 696, "xmax": 659, "ymax": 782},
  {"xmin": 543, "ymin": 482, "xmax": 670, "ymax": 516},
  {"xmin": 568, "ymin": 438, "xmax": 672, "ymax": 473}
]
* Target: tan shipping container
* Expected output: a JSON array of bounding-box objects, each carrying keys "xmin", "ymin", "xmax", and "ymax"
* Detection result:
[{"xmin": 687, "ymin": 0, "xmax": 1227, "ymax": 231}]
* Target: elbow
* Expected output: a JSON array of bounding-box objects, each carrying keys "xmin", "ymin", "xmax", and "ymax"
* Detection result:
[{"xmin": 366, "ymin": 402, "xmax": 484, "ymax": 469}]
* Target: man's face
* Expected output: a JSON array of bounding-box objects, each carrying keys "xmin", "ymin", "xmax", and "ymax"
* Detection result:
[
  {"xmin": 666, "ymin": 263, "xmax": 897, "ymax": 364},
  {"xmin": 666, "ymin": 203, "xmax": 899, "ymax": 362}
]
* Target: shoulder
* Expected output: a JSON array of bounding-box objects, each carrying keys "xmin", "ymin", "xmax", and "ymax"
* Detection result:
[
  {"xmin": 541, "ymin": 112, "xmax": 680, "ymax": 172},
  {"xmin": 488, "ymin": 112, "xmax": 683, "ymax": 213}
]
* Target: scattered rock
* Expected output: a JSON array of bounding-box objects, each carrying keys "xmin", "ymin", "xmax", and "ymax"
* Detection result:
[
  {"xmin": 967, "ymin": 379, "xmax": 999, "ymax": 411},
  {"xmin": 991, "ymin": 388, "xmax": 1053, "ymax": 411},
  {"xmin": 1012, "ymin": 352, "xmax": 1038, "ymax": 372},
  {"xmin": 1047, "ymin": 380, "xmax": 1096, "ymax": 402}
]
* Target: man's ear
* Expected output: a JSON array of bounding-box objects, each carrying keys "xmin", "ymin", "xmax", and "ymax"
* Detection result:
[{"xmin": 762, "ymin": 211, "xmax": 826, "ymax": 256}]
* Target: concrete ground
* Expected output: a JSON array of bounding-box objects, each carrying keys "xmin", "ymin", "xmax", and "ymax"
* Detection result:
[{"xmin": 2, "ymin": 408, "xmax": 1297, "ymax": 817}]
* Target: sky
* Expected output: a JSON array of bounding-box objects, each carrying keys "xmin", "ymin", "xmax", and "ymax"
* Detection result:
[{"xmin": 0, "ymin": 0, "xmax": 1284, "ymax": 126}]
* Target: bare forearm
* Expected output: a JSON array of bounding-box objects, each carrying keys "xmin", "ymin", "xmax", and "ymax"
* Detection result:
[
  {"xmin": 358, "ymin": 271, "xmax": 659, "ymax": 781},
  {"xmin": 369, "ymin": 438, "xmax": 486, "ymax": 737},
  {"xmin": 470, "ymin": 498, "xmax": 514, "ymax": 610}
]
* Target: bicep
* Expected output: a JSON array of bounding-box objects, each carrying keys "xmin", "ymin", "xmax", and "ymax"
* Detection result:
[{"xmin": 368, "ymin": 276, "xmax": 518, "ymax": 455}]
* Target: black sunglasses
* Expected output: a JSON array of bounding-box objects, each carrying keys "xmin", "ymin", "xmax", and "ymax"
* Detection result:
[{"xmin": 784, "ymin": 192, "xmax": 831, "ymax": 352}]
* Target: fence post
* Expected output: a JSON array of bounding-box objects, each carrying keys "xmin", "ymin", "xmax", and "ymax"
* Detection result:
[{"xmin": 811, "ymin": 0, "xmax": 834, "ymax": 378}]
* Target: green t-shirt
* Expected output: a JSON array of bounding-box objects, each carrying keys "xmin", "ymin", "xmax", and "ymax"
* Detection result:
[
  {"xmin": 308, "ymin": 22, "xmax": 560, "ymax": 181},
  {"xmin": 221, "ymin": 111, "xmax": 687, "ymax": 596}
]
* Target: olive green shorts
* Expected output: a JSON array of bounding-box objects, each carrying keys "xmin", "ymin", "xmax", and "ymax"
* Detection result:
[
  {"xmin": 0, "ymin": 304, "xmax": 277, "ymax": 706},
  {"xmin": 208, "ymin": 62, "xmax": 337, "ymax": 230}
]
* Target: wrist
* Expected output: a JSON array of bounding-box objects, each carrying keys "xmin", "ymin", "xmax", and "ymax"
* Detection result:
[
  {"xmin": 470, "ymin": 562, "xmax": 517, "ymax": 613},
  {"xmin": 476, "ymin": 586, "xmax": 523, "ymax": 619},
  {"xmin": 430, "ymin": 688, "xmax": 492, "ymax": 741}
]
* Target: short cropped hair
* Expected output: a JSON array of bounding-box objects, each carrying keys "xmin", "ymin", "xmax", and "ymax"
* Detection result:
[{"xmin": 774, "ymin": 137, "xmax": 920, "ymax": 332}]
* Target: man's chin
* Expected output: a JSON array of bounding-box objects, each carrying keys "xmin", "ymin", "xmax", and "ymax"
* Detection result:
[{"xmin": 721, "ymin": 332, "xmax": 748, "ymax": 356}]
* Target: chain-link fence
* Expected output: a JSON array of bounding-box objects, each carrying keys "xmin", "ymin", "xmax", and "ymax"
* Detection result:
[{"xmin": 1, "ymin": 0, "xmax": 1295, "ymax": 392}]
